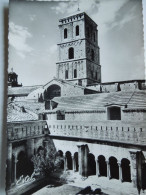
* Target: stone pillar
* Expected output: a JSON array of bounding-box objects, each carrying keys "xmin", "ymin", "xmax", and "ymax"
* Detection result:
[
  {"xmin": 78, "ymin": 145, "xmax": 88, "ymax": 177},
  {"xmin": 84, "ymin": 145, "xmax": 88, "ymax": 177},
  {"xmin": 106, "ymin": 160, "xmax": 110, "ymax": 179},
  {"xmin": 7, "ymin": 143, "xmax": 12, "ymax": 188},
  {"xmin": 43, "ymin": 140, "xmax": 49, "ymax": 159},
  {"xmin": 118, "ymin": 161, "xmax": 122, "ymax": 182},
  {"xmin": 72, "ymin": 155, "xmax": 75, "ymax": 172},
  {"xmin": 27, "ymin": 139, "xmax": 35, "ymax": 158},
  {"xmin": 64, "ymin": 156, "xmax": 67, "ymax": 172},
  {"xmin": 129, "ymin": 150, "xmax": 137, "ymax": 187},
  {"xmin": 96, "ymin": 159, "xmax": 99, "ymax": 176},
  {"xmin": 13, "ymin": 154, "xmax": 18, "ymax": 184},
  {"xmin": 78, "ymin": 145, "xmax": 83, "ymax": 175}
]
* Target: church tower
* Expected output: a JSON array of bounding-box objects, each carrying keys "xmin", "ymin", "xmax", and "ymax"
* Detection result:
[{"xmin": 56, "ymin": 11, "xmax": 101, "ymax": 86}]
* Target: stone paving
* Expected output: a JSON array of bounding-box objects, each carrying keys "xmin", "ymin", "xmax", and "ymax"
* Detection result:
[{"xmin": 33, "ymin": 171, "xmax": 146, "ymax": 195}]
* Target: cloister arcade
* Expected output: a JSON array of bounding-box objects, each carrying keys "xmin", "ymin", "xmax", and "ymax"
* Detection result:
[{"xmin": 56, "ymin": 149, "xmax": 132, "ymax": 183}]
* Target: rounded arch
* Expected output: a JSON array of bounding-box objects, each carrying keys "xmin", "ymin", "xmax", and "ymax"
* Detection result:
[
  {"xmin": 66, "ymin": 151, "xmax": 72, "ymax": 170},
  {"xmin": 109, "ymin": 156, "xmax": 119, "ymax": 180},
  {"xmin": 88, "ymin": 153, "xmax": 96, "ymax": 176},
  {"xmin": 121, "ymin": 158, "xmax": 131, "ymax": 182},
  {"xmin": 44, "ymin": 84, "xmax": 61, "ymax": 100},
  {"xmin": 98, "ymin": 155, "xmax": 107, "ymax": 177},
  {"xmin": 68, "ymin": 47, "xmax": 74, "ymax": 59},
  {"xmin": 74, "ymin": 152, "xmax": 79, "ymax": 172}
]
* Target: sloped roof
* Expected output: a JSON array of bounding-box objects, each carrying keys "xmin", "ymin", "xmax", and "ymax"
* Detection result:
[
  {"xmin": 8, "ymin": 85, "xmax": 42, "ymax": 96},
  {"xmin": 52, "ymin": 90, "xmax": 146, "ymax": 112},
  {"xmin": 13, "ymin": 101, "xmax": 45, "ymax": 114},
  {"xmin": 7, "ymin": 103, "xmax": 38, "ymax": 122}
]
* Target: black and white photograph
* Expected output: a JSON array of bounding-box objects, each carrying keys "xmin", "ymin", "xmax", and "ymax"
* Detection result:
[{"xmin": 6, "ymin": 0, "xmax": 146, "ymax": 194}]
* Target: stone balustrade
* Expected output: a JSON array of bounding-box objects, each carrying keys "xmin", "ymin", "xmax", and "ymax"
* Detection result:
[
  {"xmin": 47, "ymin": 120, "xmax": 146, "ymax": 145},
  {"xmin": 7, "ymin": 120, "xmax": 47, "ymax": 141}
]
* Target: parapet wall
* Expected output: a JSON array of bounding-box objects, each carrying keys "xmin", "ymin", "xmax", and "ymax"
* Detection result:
[{"xmin": 47, "ymin": 120, "xmax": 146, "ymax": 145}]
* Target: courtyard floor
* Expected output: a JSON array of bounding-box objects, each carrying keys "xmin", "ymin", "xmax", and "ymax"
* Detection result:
[{"xmin": 33, "ymin": 171, "xmax": 146, "ymax": 195}]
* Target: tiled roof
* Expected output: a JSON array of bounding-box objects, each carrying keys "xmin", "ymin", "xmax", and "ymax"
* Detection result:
[
  {"xmin": 8, "ymin": 85, "xmax": 42, "ymax": 96},
  {"xmin": 7, "ymin": 103, "xmax": 38, "ymax": 122},
  {"xmin": 13, "ymin": 101, "xmax": 45, "ymax": 114},
  {"xmin": 52, "ymin": 90, "xmax": 146, "ymax": 111}
]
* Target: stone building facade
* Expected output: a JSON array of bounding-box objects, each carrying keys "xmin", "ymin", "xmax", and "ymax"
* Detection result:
[{"xmin": 7, "ymin": 11, "xmax": 146, "ymax": 195}]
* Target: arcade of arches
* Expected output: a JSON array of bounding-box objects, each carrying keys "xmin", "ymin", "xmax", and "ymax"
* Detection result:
[{"xmin": 57, "ymin": 147, "xmax": 132, "ymax": 183}]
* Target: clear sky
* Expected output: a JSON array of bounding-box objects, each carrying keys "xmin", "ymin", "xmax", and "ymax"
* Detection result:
[{"xmin": 9, "ymin": 0, "xmax": 145, "ymax": 86}]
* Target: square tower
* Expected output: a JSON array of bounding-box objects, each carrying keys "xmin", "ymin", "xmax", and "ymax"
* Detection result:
[{"xmin": 56, "ymin": 12, "xmax": 101, "ymax": 86}]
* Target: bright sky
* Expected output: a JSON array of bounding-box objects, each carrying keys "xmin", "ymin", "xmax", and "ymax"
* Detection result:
[{"xmin": 9, "ymin": 0, "xmax": 145, "ymax": 86}]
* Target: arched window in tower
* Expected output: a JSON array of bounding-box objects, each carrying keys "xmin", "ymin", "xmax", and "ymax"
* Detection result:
[
  {"xmin": 65, "ymin": 70, "xmax": 68, "ymax": 79},
  {"xmin": 74, "ymin": 69, "xmax": 77, "ymax": 78},
  {"xmin": 76, "ymin": 25, "xmax": 79, "ymax": 36},
  {"xmin": 68, "ymin": 47, "xmax": 74, "ymax": 59},
  {"xmin": 91, "ymin": 49, "xmax": 95, "ymax": 61},
  {"xmin": 64, "ymin": 28, "xmax": 67, "ymax": 39}
]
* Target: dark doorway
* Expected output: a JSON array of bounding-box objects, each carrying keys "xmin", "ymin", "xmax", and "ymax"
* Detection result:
[
  {"xmin": 121, "ymin": 159, "xmax": 131, "ymax": 182},
  {"xmin": 109, "ymin": 157, "xmax": 119, "ymax": 179},
  {"xmin": 74, "ymin": 152, "xmax": 79, "ymax": 172},
  {"xmin": 107, "ymin": 106, "xmax": 121, "ymax": 120},
  {"xmin": 66, "ymin": 151, "xmax": 72, "ymax": 170},
  {"xmin": 88, "ymin": 153, "xmax": 96, "ymax": 176},
  {"xmin": 98, "ymin": 155, "xmax": 107, "ymax": 177}
]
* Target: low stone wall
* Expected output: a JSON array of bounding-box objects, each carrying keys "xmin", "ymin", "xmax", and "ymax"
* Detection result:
[
  {"xmin": 47, "ymin": 120, "xmax": 146, "ymax": 145},
  {"xmin": 7, "ymin": 120, "xmax": 47, "ymax": 141}
]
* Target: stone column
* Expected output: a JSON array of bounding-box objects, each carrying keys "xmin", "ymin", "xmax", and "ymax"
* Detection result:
[
  {"xmin": 7, "ymin": 143, "xmax": 12, "ymax": 188},
  {"xmin": 118, "ymin": 161, "xmax": 122, "ymax": 182},
  {"xmin": 72, "ymin": 155, "xmax": 75, "ymax": 172},
  {"xmin": 78, "ymin": 145, "xmax": 89, "ymax": 177},
  {"xmin": 27, "ymin": 139, "xmax": 35, "ymax": 159},
  {"xmin": 43, "ymin": 140, "xmax": 49, "ymax": 159},
  {"xmin": 106, "ymin": 160, "xmax": 110, "ymax": 179},
  {"xmin": 64, "ymin": 156, "xmax": 67, "ymax": 172},
  {"xmin": 96, "ymin": 159, "xmax": 99, "ymax": 176},
  {"xmin": 84, "ymin": 145, "xmax": 88, "ymax": 177},
  {"xmin": 78, "ymin": 145, "xmax": 83, "ymax": 175},
  {"xmin": 129, "ymin": 150, "xmax": 137, "ymax": 188},
  {"xmin": 13, "ymin": 154, "xmax": 18, "ymax": 184}
]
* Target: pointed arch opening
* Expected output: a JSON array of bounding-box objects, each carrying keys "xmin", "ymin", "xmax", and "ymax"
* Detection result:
[{"xmin": 66, "ymin": 151, "xmax": 72, "ymax": 170}]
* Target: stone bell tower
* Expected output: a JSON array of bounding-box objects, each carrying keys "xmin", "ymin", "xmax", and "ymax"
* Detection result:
[{"xmin": 56, "ymin": 11, "xmax": 101, "ymax": 86}]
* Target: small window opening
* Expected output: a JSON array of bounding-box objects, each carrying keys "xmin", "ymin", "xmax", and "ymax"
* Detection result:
[
  {"xmin": 74, "ymin": 69, "xmax": 77, "ymax": 78},
  {"xmin": 64, "ymin": 28, "xmax": 67, "ymax": 39},
  {"xmin": 76, "ymin": 25, "xmax": 79, "ymax": 36},
  {"xmin": 68, "ymin": 47, "xmax": 74, "ymax": 59}
]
